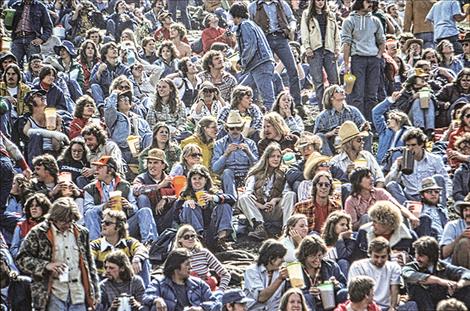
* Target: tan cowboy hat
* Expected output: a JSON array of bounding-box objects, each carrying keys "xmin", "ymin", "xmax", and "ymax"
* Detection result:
[
  {"xmin": 304, "ymin": 153, "xmax": 331, "ymax": 180},
  {"xmin": 145, "ymin": 148, "xmax": 168, "ymax": 167},
  {"xmin": 225, "ymin": 110, "xmax": 245, "ymax": 128},
  {"xmin": 295, "ymin": 131, "xmax": 319, "ymax": 149},
  {"xmin": 419, "ymin": 177, "xmax": 442, "ymax": 193},
  {"xmin": 338, "ymin": 121, "xmax": 369, "ymax": 146},
  {"xmin": 454, "ymin": 193, "xmax": 470, "ymax": 217}
]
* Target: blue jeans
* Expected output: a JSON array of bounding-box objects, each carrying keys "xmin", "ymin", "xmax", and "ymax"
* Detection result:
[
  {"xmin": 308, "ymin": 48, "xmax": 338, "ymax": 110},
  {"xmin": 409, "ymin": 98, "xmax": 435, "ymax": 130},
  {"xmin": 180, "ymin": 202, "xmax": 233, "ymax": 235},
  {"xmin": 240, "ymin": 61, "xmax": 275, "ymax": 110},
  {"xmin": 10, "ymin": 35, "xmax": 40, "ymax": 68},
  {"xmin": 47, "ymin": 294, "xmax": 86, "ymax": 311},
  {"xmin": 349, "ymin": 55, "xmax": 381, "ymax": 121},
  {"xmin": 386, "ymin": 175, "xmax": 447, "ymax": 206},
  {"xmin": 168, "ymin": 0, "xmax": 191, "ymax": 30},
  {"xmin": 221, "ymin": 169, "xmax": 238, "ymax": 198},
  {"xmin": 266, "ymin": 34, "xmax": 301, "ymax": 106},
  {"xmin": 90, "ymin": 83, "xmax": 106, "ymax": 108},
  {"xmin": 415, "ymin": 32, "xmax": 434, "ymax": 49},
  {"xmin": 84, "ymin": 206, "xmax": 158, "ymax": 242}
]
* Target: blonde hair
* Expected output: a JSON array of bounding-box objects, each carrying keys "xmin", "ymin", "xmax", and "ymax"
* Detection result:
[
  {"xmin": 368, "ymin": 201, "xmax": 402, "ymax": 231},
  {"xmin": 261, "ymin": 112, "xmax": 291, "ymax": 139}
]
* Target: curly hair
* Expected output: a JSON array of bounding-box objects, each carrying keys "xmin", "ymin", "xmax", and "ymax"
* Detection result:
[
  {"xmin": 387, "ymin": 109, "xmax": 411, "ymax": 128},
  {"xmin": 436, "ymin": 298, "xmax": 468, "ymax": 311},
  {"xmin": 260, "ymin": 112, "xmax": 291, "ymax": 139},
  {"xmin": 230, "ymin": 85, "xmax": 253, "ymax": 109},
  {"xmin": 296, "ymin": 235, "xmax": 327, "ymax": 266},
  {"xmin": 403, "ymin": 127, "xmax": 427, "ymax": 146},
  {"xmin": 413, "ymin": 236, "xmax": 440, "ymax": 264},
  {"xmin": 81, "ymin": 123, "xmax": 108, "ymax": 146},
  {"xmin": 368, "ymin": 236, "xmax": 391, "ymax": 255},
  {"xmin": 257, "ymin": 239, "xmax": 287, "ymax": 266},
  {"xmin": 33, "ymin": 154, "xmax": 59, "ymax": 179},
  {"xmin": 368, "ymin": 201, "xmax": 402, "ymax": 231},
  {"xmin": 104, "ymin": 250, "xmax": 134, "ymax": 282},
  {"xmin": 170, "ymin": 23, "xmax": 187, "ymax": 39},
  {"xmin": 24, "ymin": 193, "xmax": 51, "ymax": 220},
  {"xmin": 321, "ymin": 211, "xmax": 351, "ymax": 246},
  {"xmin": 157, "ymin": 40, "xmax": 178, "ymax": 61},
  {"xmin": 201, "ymin": 50, "xmax": 224, "ymax": 72},
  {"xmin": 73, "ymin": 94, "xmax": 96, "ymax": 118}
]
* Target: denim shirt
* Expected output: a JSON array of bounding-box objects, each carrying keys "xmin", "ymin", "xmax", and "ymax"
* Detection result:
[
  {"xmin": 11, "ymin": 0, "xmax": 53, "ymax": 42},
  {"xmin": 212, "ymin": 134, "xmax": 259, "ymax": 177},
  {"xmin": 236, "ymin": 19, "xmax": 274, "ymax": 72},
  {"xmin": 90, "ymin": 62, "xmax": 131, "ymax": 97}
]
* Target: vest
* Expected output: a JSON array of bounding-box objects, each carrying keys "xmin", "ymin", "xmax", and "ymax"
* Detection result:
[
  {"xmin": 253, "ymin": 1, "xmax": 290, "ymax": 36},
  {"xmin": 84, "ymin": 176, "xmax": 131, "ymax": 205},
  {"xmin": 253, "ymin": 170, "xmax": 286, "ymax": 204}
]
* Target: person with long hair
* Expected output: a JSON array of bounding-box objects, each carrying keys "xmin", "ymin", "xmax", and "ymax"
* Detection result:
[
  {"xmin": 436, "ymin": 39, "xmax": 464, "ymax": 76},
  {"xmin": 69, "ymin": 95, "xmax": 98, "ymax": 139},
  {"xmin": 181, "ymin": 116, "xmax": 218, "ymax": 176},
  {"xmin": 301, "ymin": 0, "xmax": 340, "ymax": 109},
  {"xmin": 178, "ymin": 165, "xmax": 234, "ymax": 250},
  {"xmin": 272, "ymin": 91, "xmax": 304, "ymax": 135},
  {"xmin": 146, "ymin": 78, "xmax": 186, "ymax": 135},
  {"xmin": 170, "ymin": 144, "xmax": 204, "ymax": 177},
  {"xmin": 278, "ymin": 288, "xmax": 310, "ymax": 311},
  {"xmin": 168, "ymin": 57, "xmax": 201, "ymax": 108},
  {"xmin": 139, "ymin": 37, "xmax": 158, "ymax": 64},
  {"xmin": 238, "ymin": 143, "xmax": 296, "ymax": 240},
  {"xmin": 58, "ymin": 137, "xmax": 92, "ymax": 188},
  {"xmin": 436, "ymin": 68, "xmax": 470, "ymax": 127},
  {"xmin": 321, "ymin": 210, "xmax": 354, "ymax": 276},
  {"xmin": 279, "ymin": 214, "xmax": 309, "ymax": 263},
  {"xmin": 54, "ymin": 40, "xmax": 85, "ymax": 92},
  {"xmin": 258, "ymin": 112, "xmax": 298, "ymax": 155},
  {"xmin": 447, "ymin": 103, "xmax": 470, "ymax": 169},
  {"xmin": 138, "ymin": 123, "xmax": 181, "ymax": 173},
  {"xmin": 189, "ymin": 81, "xmax": 226, "ymax": 124},
  {"xmin": 155, "ymin": 41, "xmax": 179, "ymax": 78},
  {"xmin": 173, "ymin": 224, "xmax": 231, "ymax": 291},
  {"xmin": 10, "ymin": 193, "xmax": 51, "ymax": 258}
]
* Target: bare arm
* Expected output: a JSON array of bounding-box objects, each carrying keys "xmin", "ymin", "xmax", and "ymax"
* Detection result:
[{"xmin": 343, "ymin": 43, "xmax": 351, "ymax": 72}]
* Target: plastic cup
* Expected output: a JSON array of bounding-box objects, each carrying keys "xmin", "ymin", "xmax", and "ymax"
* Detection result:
[
  {"xmin": 419, "ymin": 90, "xmax": 430, "ymax": 109},
  {"xmin": 127, "ymin": 135, "xmax": 140, "ymax": 157},
  {"xmin": 3, "ymin": 9, "xmax": 16, "ymax": 29},
  {"xmin": 44, "ymin": 107, "xmax": 57, "ymax": 130},
  {"xmin": 405, "ymin": 200, "xmax": 423, "ymax": 218},
  {"xmin": 109, "ymin": 190, "xmax": 122, "ymax": 211},
  {"xmin": 344, "ymin": 72, "xmax": 356, "ymax": 94},
  {"xmin": 242, "ymin": 116, "xmax": 252, "ymax": 137},
  {"xmin": 354, "ymin": 158, "xmax": 368, "ymax": 168},
  {"xmin": 173, "ymin": 176, "xmax": 187, "ymax": 197},
  {"xmin": 318, "ymin": 281, "xmax": 336, "ymax": 310},
  {"xmin": 286, "ymin": 262, "xmax": 305, "ymax": 289},
  {"xmin": 58, "ymin": 172, "xmax": 72, "ymax": 183},
  {"xmin": 195, "ymin": 191, "xmax": 206, "ymax": 206}
]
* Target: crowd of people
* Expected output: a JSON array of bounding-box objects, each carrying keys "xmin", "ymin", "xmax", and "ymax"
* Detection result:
[{"xmin": 0, "ymin": 0, "xmax": 470, "ymax": 310}]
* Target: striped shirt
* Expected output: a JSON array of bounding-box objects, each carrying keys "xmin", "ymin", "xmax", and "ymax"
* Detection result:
[{"xmin": 189, "ymin": 248, "xmax": 231, "ymax": 291}]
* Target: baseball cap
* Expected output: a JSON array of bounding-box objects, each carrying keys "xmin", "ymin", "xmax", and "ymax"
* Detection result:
[
  {"xmin": 91, "ymin": 156, "xmax": 118, "ymax": 171},
  {"xmin": 221, "ymin": 289, "xmax": 254, "ymax": 305}
]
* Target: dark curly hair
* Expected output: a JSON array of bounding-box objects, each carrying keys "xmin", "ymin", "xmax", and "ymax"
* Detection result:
[
  {"xmin": 81, "ymin": 123, "xmax": 108, "ymax": 146},
  {"xmin": 296, "ymin": 235, "xmax": 327, "ymax": 266},
  {"xmin": 157, "ymin": 40, "xmax": 178, "ymax": 61},
  {"xmin": 73, "ymin": 95, "xmax": 96, "ymax": 118},
  {"xmin": 24, "ymin": 193, "xmax": 51, "ymax": 220},
  {"xmin": 257, "ymin": 239, "xmax": 287, "ymax": 266}
]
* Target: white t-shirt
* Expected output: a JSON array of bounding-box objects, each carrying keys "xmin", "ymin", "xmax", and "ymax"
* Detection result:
[{"xmin": 348, "ymin": 259, "xmax": 401, "ymax": 308}]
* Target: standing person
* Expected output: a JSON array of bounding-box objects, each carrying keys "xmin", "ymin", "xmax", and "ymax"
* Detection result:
[
  {"xmin": 403, "ymin": 0, "xmax": 434, "ymax": 49},
  {"xmin": 10, "ymin": 0, "xmax": 53, "ymax": 68},
  {"xmin": 167, "ymin": 0, "xmax": 191, "ymax": 30},
  {"xmin": 301, "ymin": 0, "xmax": 340, "ymax": 109},
  {"xmin": 16, "ymin": 197, "xmax": 100, "ymax": 311},
  {"xmin": 247, "ymin": 0, "xmax": 302, "ymax": 112},
  {"xmin": 426, "ymin": 0, "xmax": 470, "ymax": 55},
  {"xmin": 402, "ymin": 236, "xmax": 470, "ymax": 310},
  {"xmin": 341, "ymin": 0, "xmax": 386, "ymax": 122},
  {"xmin": 229, "ymin": 2, "xmax": 276, "ymax": 111}
]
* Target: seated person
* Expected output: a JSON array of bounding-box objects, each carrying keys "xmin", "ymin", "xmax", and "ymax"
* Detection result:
[
  {"xmin": 451, "ymin": 133, "xmax": 470, "ymax": 201},
  {"xmin": 448, "ymin": 104, "xmax": 470, "ymax": 169},
  {"xmin": 238, "ymin": 143, "xmax": 296, "ymax": 240},
  {"xmin": 386, "ymin": 128, "xmax": 450, "ymax": 206},
  {"xmin": 296, "ymin": 235, "xmax": 348, "ymax": 310},
  {"xmin": 57, "ymin": 137, "xmax": 93, "ymax": 189},
  {"xmin": 272, "ymin": 90, "xmax": 304, "ymax": 135},
  {"xmin": 440, "ymin": 194, "xmax": 470, "ymax": 269},
  {"xmin": 142, "ymin": 249, "xmax": 221, "ymax": 311},
  {"xmin": 68, "ymin": 95, "xmax": 98, "ymax": 140},
  {"xmin": 83, "ymin": 156, "xmax": 158, "ymax": 243},
  {"xmin": 169, "ymin": 144, "xmax": 204, "ymax": 177},
  {"xmin": 96, "ymin": 251, "xmax": 145, "ymax": 311},
  {"xmin": 402, "ymin": 236, "xmax": 470, "ymax": 310},
  {"xmin": 133, "ymin": 149, "xmax": 175, "ymax": 234},
  {"xmin": 178, "ymin": 165, "xmax": 235, "ymax": 250},
  {"xmin": 257, "ymin": 112, "xmax": 298, "ymax": 155},
  {"xmin": 353, "ymin": 201, "xmax": 417, "ymax": 262},
  {"xmin": 294, "ymin": 171, "xmax": 340, "ymax": 234},
  {"xmin": 32, "ymin": 65, "xmax": 68, "ymax": 112},
  {"xmin": 279, "ymin": 214, "xmax": 309, "ymax": 263},
  {"xmin": 297, "ymin": 154, "xmax": 331, "ymax": 201},
  {"xmin": 212, "ymin": 110, "xmax": 258, "ymax": 198},
  {"xmin": 334, "ymin": 276, "xmax": 382, "ymax": 311}
]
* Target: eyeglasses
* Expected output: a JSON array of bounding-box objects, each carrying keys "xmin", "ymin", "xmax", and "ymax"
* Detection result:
[
  {"xmin": 101, "ymin": 220, "xmax": 116, "ymax": 226},
  {"xmin": 119, "ymin": 97, "xmax": 130, "ymax": 103},
  {"xmin": 464, "ymin": 114, "xmax": 470, "ymax": 119},
  {"xmin": 119, "ymin": 84, "xmax": 131, "ymax": 90},
  {"xmin": 318, "ymin": 182, "xmax": 331, "ymax": 188},
  {"xmin": 190, "ymin": 153, "xmax": 203, "ymax": 158},
  {"xmin": 318, "ymin": 162, "xmax": 330, "ymax": 168},
  {"xmin": 228, "ymin": 126, "xmax": 243, "ymax": 131},
  {"xmin": 308, "ymin": 253, "xmax": 324, "ymax": 261},
  {"xmin": 183, "ymin": 234, "xmax": 196, "ymax": 240},
  {"xmin": 424, "ymin": 190, "xmax": 440, "ymax": 195}
]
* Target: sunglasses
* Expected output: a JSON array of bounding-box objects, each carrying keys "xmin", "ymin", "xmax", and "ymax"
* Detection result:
[
  {"xmin": 463, "ymin": 43, "xmax": 470, "ymax": 47},
  {"xmin": 119, "ymin": 84, "xmax": 130, "ymax": 90},
  {"xmin": 424, "ymin": 190, "xmax": 440, "ymax": 195},
  {"xmin": 318, "ymin": 182, "xmax": 331, "ymax": 188},
  {"xmin": 464, "ymin": 114, "xmax": 470, "ymax": 119},
  {"xmin": 183, "ymin": 234, "xmax": 196, "ymax": 240},
  {"xmin": 318, "ymin": 162, "xmax": 330, "ymax": 168},
  {"xmin": 228, "ymin": 126, "xmax": 243, "ymax": 131},
  {"xmin": 190, "ymin": 153, "xmax": 203, "ymax": 158},
  {"xmin": 101, "ymin": 220, "xmax": 116, "ymax": 226}
]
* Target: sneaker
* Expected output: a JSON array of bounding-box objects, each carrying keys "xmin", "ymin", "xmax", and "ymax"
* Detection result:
[{"xmin": 248, "ymin": 224, "xmax": 268, "ymax": 240}]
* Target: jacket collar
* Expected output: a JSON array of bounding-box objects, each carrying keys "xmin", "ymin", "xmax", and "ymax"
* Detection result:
[{"xmin": 364, "ymin": 222, "xmax": 413, "ymax": 247}]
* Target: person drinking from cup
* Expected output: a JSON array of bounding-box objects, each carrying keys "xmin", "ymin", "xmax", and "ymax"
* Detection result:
[
  {"xmin": 132, "ymin": 148, "xmax": 176, "ymax": 234},
  {"xmin": 296, "ymin": 235, "xmax": 348, "ymax": 311},
  {"xmin": 386, "ymin": 128, "xmax": 450, "ymax": 206},
  {"xmin": 83, "ymin": 155, "xmax": 158, "ymax": 243},
  {"xmin": 178, "ymin": 165, "xmax": 235, "ymax": 251}
]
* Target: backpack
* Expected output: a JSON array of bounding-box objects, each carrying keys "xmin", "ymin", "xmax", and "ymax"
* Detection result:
[{"xmin": 148, "ymin": 228, "xmax": 177, "ymax": 265}]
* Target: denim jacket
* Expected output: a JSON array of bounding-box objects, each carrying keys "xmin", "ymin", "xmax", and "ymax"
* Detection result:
[
  {"xmin": 142, "ymin": 276, "xmax": 221, "ymax": 311},
  {"xmin": 11, "ymin": 0, "xmax": 53, "ymax": 42},
  {"xmin": 212, "ymin": 134, "xmax": 259, "ymax": 177},
  {"xmin": 104, "ymin": 93, "xmax": 152, "ymax": 150},
  {"xmin": 236, "ymin": 19, "xmax": 274, "ymax": 72},
  {"xmin": 372, "ymin": 98, "xmax": 409, "ymax": 165}
]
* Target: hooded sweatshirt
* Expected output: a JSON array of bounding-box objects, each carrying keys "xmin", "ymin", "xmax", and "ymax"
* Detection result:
[{"xmin": 340, "ymin": 11, "xmax": 385, "ymax": 57}]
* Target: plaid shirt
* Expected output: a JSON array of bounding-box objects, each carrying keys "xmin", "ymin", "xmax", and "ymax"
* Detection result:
[
  {"xmin": 313, "ymin": 104, "xmax": 365, "ymax": 133},
  {"xmin": 198, "ymin": 71, "xmax": 237, "ymax": 103},
  {"xmin": 294, "ymin": 198, "xmax": 340, "ymax": 232},
  {"xmin": 146, "ymin": 102, "xmax": 187, "ymax": 132}
]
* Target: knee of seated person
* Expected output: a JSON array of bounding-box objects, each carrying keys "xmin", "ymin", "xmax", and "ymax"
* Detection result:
[{"xmin": 222, "ymin": 169, "xmax": 235, "ymax": 177}]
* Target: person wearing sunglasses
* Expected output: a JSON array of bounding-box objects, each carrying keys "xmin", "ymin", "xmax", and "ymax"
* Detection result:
[
  {"xmin": 178, "ymin": 165, "xmax": 235, "ymax": 251},
  {"xmin": 170, "ymin": 143, "xmax": 204, "ymax": 178},
  {"xmin": 90, "ymin": 209, "xmax": 150, "ymax": 286},
  {"xmin": 297, "ymin": 154, "xmax": 331, "ymax": 201},
  {"xmin": 457, "ymin": 33, "xmax": 470, "ymax": 68},
  {"xmin": 212, "ymin": 110, "xmax": 259, "ymax": 198},
  {"xmin": 189, "ymin": 81, "xmax": 226, "ymax": 124},
  {"xmin": 173, "ymin": 224, "xmax": 231, "ymax": 291}
]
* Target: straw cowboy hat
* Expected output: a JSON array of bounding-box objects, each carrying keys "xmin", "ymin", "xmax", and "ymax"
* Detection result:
[
  {"xmin": 225, "ymin": 110, "xmax": 245, "ymax": 128},
  {"xmin": 454, "ymin": 193, "xmax": 470, "ymax": 217},
  {"xmin": 338, "ymin": 121, "xmax": 368, "ymax": 146},
  {"xmin": 419, "ymin": 177, "xmax": 442, "ymax": 193},
  {"xmin": 403, "ymin": 38, "xmax": 423, "ymax": 52},
  {"xmin": 304, "ymin": 153, "xmax": 331, "ymax": 180},
  {"xmin": 296, "ymin": 131, "xmax": 319, "ymax": 149}
]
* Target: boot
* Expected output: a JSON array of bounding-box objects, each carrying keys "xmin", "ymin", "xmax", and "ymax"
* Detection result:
[{"xmin": 248, "ymin": 223, "xmax": 268, "ymax": 240}]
